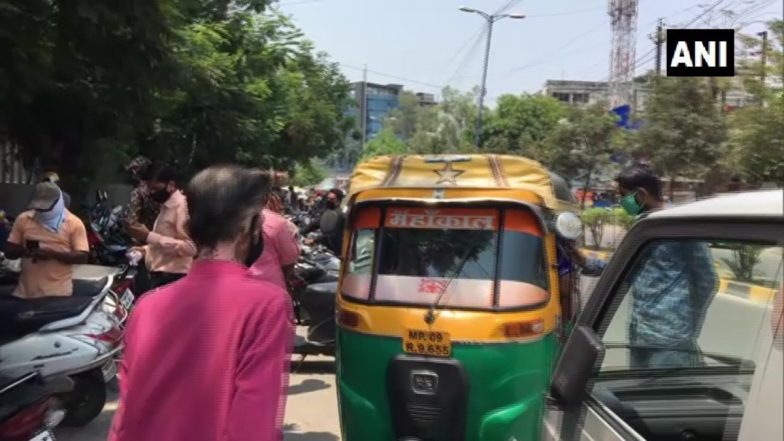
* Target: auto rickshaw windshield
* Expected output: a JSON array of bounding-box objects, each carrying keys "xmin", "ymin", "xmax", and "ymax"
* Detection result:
[{"xmin": 341, "ymin": 204, "xmax": 551, "ymax": 310}]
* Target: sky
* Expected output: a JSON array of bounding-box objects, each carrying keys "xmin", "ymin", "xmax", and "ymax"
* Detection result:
[{"xmin": 275, "ymin": 0, "xmax": 782, "ymax": 105}]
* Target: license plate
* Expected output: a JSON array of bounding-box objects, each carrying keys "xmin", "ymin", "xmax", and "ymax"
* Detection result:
[
  {"xmin": 120, "ymin": 289, "xmax": 134, "ymax": 309},
  {"xmin": 101, "ymin": 360, "xmax": 117, "ymax": 382},
  {"xmin": 402, "ymin": 329, "xmax": 451, "ymax": 357},
  {"xmin": 30, "ymin": 430, "xmax": 55, "ymax": 441}
]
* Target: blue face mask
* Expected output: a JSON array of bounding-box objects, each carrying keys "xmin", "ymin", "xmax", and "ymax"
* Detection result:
[{"xmin": 34, "ymin": 194, "xmax": 66, "ymax": 233}]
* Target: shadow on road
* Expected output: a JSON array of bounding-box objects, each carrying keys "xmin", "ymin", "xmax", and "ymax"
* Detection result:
[
  {"xmin": 289, "ymin": 378, "xmax": 331, "ymax": 395},
  {"xmin": 284, "ymin": 432, "xmax": 340, "ymax": 441},
  {"xmin": 291, "ymin": 360, "xmax": 335, "ymax": 374}
]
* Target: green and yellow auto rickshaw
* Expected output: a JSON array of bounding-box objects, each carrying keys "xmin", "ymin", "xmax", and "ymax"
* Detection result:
[{"xmin": 335, "ymin": 154, "xmax": 584, "ymax": 441}]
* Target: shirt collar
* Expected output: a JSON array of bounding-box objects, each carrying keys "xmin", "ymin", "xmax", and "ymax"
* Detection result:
[
  {"xmin": 189, "ymin": 259, "xmax": 249, "ymax": 277},
  {"xmin": 164, "ymin": 190, "xmax": 185, "ymax": 208}
]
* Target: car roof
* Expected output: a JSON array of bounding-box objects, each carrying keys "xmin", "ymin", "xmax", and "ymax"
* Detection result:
[{"xmin": 647, "ymin": 189, "xmax": 783, "ymax": 219}]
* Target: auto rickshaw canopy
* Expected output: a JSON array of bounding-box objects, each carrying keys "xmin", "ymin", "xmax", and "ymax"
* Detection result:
[{"xmin": 347, "ymin": 154, "xmax": 560, "ymax": 210}]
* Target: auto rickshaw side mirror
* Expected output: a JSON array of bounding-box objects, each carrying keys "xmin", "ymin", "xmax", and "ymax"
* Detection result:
[
  {"xmin": 549, "ymin": 325, "xmax": 604, "ymax": 409},
  {"xmin": 554, "ymin": 212, "xmax": 582, "ymax": 240}
]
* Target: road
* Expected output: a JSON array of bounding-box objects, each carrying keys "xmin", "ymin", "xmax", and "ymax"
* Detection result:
[{"xmin": 56, "ymin": 356, "xmax": 341, "ymax": 441}]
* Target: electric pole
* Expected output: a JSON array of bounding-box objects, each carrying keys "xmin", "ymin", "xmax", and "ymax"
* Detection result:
[
  {"xmin": 361, "ymin": 64, "xmax": 367, "ymax": 150},
  {"xmin": 476, "ymin": 19, "xmax": 494, "ymax": 148},
  {"xmin": 653, "ymin": 18, "xmax": 664, "ymax": 76},
  {"xmin": 758, "ymin": 31, "xmax": 768, "ymax": 85}
]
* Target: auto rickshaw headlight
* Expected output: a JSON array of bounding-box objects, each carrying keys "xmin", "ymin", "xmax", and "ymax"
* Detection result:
[{"xmin": 555, "ymin": 212, "xmax": 583, "ymax": 240}]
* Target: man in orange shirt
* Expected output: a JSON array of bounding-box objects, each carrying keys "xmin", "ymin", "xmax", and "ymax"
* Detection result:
[
  {"xmin": 128, "ymin": 165, "xmax": 196, "ymax": 290},
  {"xmin": 5, "ymin": 182, "xmax": 89, "ymax": 298}
]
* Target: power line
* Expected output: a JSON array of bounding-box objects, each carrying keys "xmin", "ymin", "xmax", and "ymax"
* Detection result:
[
  {"xmin": 506, "ymin": 20, "xmax": 608, "ymax": 74},
  {"xmin": 275, "ymin": 0, "xmax": 326, "ymax": 6},
  {"xmin": 526, "ymin": 6, "xmax": 604, "ymax": 18},
  {"xmin": 340, "ymin": 63, "xmax": 445, "ymax": 90}
]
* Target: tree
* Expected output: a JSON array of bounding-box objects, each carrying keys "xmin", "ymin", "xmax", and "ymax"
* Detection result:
[
  {"xmin": 0, "ymin": 1, "xmax": 351, "ymax": 192},
  {"xmin": 635, "ymin": 77, "xmax": 727, "ymax": 193},
  {"xmin": 540, "ymin": 103, "xmax": 620, "ymax": 209},
  {"xmin": 385, "ymin": 91, "xmax": 421, "ymax": 140},
  {"xmin": 728, "ymin": 93, "xmax": 784, "ymax": 186},
  {"xmin": 581, "ymin": 208, "xmax": 612, "ymax": 250},
  {"xmin": 407, "ymin": 87, "xmax": 477, "ymax": 154},
  {"xmin": 291, "ymin": 159, "xmax": 327, "ymax": 187},
  {"xmin": 361, "ymin": 127, "xmax": 407, "ymax": 160},
  {"xmin": 481, "ymin": 94, "xmax": 565, "ymax": 155}
]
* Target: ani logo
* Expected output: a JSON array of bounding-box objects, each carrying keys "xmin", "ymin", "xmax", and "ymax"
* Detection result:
[{"xmin": 666, "ymin": 29, "xmax": 735, "ymax": 77}]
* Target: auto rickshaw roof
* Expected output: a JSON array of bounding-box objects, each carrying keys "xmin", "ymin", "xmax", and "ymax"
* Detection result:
[{"xmin": 347, "ymin": 154, "xmax": 559, "ymax": 209}]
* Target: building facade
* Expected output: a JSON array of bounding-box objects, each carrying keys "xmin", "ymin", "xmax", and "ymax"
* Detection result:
[
  {"xmin": 541, "ymin": 79, "xmax": 651, "ymax": 112},
  {"xmin": 349, "ymin": 82, "xmax": 403, "ymax": 140}
]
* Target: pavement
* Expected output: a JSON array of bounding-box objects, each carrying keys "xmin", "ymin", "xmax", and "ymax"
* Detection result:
[{"xmin": 56, "ymin": 355, "xmax": 341, "ymax": 441}]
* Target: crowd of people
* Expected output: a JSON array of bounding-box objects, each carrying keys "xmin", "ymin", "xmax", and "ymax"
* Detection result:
[{"xmin": 0, "ymin": 155, "xmax": 725, "ymax": 439}]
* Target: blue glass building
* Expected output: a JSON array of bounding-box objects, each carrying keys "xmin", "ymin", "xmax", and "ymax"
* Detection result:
[{"xmin": 349, "ymin": 82, "xmax": 403, "ymax": 140}]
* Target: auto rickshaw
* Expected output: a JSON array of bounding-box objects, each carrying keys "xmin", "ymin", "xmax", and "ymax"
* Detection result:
[{"xmin": 335, "ymin": 154, "xmax": 583, "ymax": 441}]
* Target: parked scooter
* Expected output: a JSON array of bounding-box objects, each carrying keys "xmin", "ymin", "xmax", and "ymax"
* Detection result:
[
  {"xmin": 0, "ymin": 372, "xmax": 64, "ymax": 441},
  {"xmin": 0, "ymin": 274, "xmax": 128, "ymax": 427},
  {"xmin": 289, "ymin": 244, "xmax": 340, "ymax": 363}
]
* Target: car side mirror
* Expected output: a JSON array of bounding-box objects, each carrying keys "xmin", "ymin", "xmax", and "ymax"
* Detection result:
[{"xmin": 550, "ymin": 325, "xmax": 604, "ymax": 408}]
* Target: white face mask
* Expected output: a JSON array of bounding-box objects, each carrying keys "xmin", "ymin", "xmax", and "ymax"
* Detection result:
[{"xmin": 34, "ymin": 194, "xmax": 65, "ymax": 232}]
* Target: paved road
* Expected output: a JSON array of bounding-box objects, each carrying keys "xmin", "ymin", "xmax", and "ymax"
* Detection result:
[{"xmin": 56, "ymin": 356, "xmax": 341, "ymax": 441}]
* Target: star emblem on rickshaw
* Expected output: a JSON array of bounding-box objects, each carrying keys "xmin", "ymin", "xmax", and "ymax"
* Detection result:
[{"xmin": 433, "ymin": 162, "xmax": 464, "ymax": 185}]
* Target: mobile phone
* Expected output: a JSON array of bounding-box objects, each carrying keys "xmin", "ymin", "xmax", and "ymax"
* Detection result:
[{"xmin": 26, "ymin": 240, "xmax": 40, "ymax": 251}]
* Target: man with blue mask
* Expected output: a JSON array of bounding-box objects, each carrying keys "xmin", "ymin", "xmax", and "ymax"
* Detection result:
[
  {"xmin": 4, "ymin": 182, "xmax": 89, "ymax": 298},
  {"xmin": 615, "ymin": 164, "xmax": 718, "ymax": 368}
]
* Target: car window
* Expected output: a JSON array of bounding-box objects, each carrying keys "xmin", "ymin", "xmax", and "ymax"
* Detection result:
[{"xmin": 592, "ymin": 239, "xmax": 783, "ymax": 441}]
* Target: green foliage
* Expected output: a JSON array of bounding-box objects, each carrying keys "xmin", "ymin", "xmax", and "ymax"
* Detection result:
[
  {"xmin": 727, "ymin": 93, "xmax": 784, "ymax": 186},
  {"xmin": 610, "ymin": 207, "xmax": 636, "ymax": 231},
  {"xmin": 481, "ymin": 94, "xmax": 565, "ymax": 155},
  {"xmin": 361, "ymin": 128, "xmax": 407, "ymax": 160},
  {"xmin": 0, "ymin": 1, "xmax": 351, "ymax": 191},
  {"xmin": 581, "ymin": 207, "xmax": 612, "ymax": 250},
  {"xmin": 291, "ymin": 159, "xmax": 327, "ymax": 187},
  {"xmin": 382, "ymin": 87, "xmax": 477, "ymax": 154},
  {"xmin": 635, "ymin": 77, "xmax": 727, "ymax": 183},
  {"xmin": 721, "ymin": 245, "xmax": 762, "ymax": 283}
]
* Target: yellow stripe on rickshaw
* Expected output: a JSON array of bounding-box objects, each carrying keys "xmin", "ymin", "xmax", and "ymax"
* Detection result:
[{"xmin": 336, "ymin": 297, "xmax": 559, "ymax": 343}]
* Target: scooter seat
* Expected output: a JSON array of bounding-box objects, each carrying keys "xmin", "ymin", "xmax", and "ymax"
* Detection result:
[
  {"xmin": 0, "ymin": 295, "xmax": 95, "ymax": 339},
  {"xmin": 72, "ymin": 277, "xmax": 109, "ymax": 297}
]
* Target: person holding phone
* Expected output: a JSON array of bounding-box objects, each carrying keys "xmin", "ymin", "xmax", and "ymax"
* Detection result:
[{"xmin": 4, "ymin": 182, "xmax": 89, "ymax": 298}]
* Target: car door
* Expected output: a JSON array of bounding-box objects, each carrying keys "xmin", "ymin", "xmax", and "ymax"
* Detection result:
[{"xmin": 544, "ymin": 217, "xmax": 784, "ymax": 441}]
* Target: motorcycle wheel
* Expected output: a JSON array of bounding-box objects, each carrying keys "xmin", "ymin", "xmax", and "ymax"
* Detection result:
[{"xmin": 61, "ymin": 370, "xmax": 107, "ymax": 427}]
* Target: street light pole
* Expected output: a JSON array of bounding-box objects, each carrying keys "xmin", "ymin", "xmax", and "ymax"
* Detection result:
[
  {"xmin": 476, "ymin": 19, "xmax": 494, "ymax": 148},
  {"xmin": 459, "ymin": 7, "xmax": 525, "ymax": 148}
]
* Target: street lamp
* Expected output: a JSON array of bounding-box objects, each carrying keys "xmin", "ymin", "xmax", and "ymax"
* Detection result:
[{"xmin": 459, "ymin": 6, "xmax": 525, "ymax": 147}]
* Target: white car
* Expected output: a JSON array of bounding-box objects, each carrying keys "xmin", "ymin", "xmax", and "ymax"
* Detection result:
[{"xmin": 544, "ymin": 190, "xmax": 783, "ymax": 441}]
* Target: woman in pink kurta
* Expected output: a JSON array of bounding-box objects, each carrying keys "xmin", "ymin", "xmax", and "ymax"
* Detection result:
[
  {"xmin": 248, "ymin": 202, "xmax": 300, "ymax": 289},
  {"xmin": 109, "ymin": 166, "xmax": 294, "ymax": 441}
]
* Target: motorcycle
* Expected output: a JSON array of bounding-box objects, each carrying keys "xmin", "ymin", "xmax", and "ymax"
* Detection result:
[
  {"xmin": 0, "ymin": 273, "xmax": 129, "ymax": 427},
  {"xmin": 289, "ymin": 244, "xmax": 341, "ymax": 363},
  {"xmin": 85, "ymin": 190, "xmax": 132, "ymax": 267},
  {"xmin": 0, "ymin": 372, "xmax": 64, "ymax": 441}
]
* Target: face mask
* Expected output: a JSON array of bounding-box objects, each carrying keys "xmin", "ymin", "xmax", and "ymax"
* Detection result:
[
  {"xmin": 620, "ymin": 190, "xmax": 643, "ymax": 216},
  {"xmin": 151, "ymin": 187, "xmax": 172, "ymax": 204},
  {"xmin": 326, "ymin": 199, "xmax": 338, "ymax": 210},
  {"xmin": 244, "ymin": 214, "xmax": 264, "ymax": 267},
  {"xmin": 34, "ymin": 194, "xmax": 66, "ymax": 233}
]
